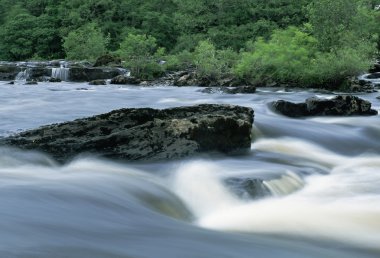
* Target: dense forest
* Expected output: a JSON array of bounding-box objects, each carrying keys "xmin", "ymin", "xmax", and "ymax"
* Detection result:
[{"xmin": 0, "ymin": 0, "xmax": 379, "ymax": 87}]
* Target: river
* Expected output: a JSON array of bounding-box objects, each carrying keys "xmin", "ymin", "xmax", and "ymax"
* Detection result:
[{"xmin": 0, "ymin": 80, "xmax": 379, "ymax": 258}]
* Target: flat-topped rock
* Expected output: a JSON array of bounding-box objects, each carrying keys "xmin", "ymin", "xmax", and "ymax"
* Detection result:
[
  {"xmin": 1, "ymin": 104, "xmax": 254, "ymax": 163},
  {"xmin": 272, "ymin": 95, "xmax": 378, "ymax": 117}
]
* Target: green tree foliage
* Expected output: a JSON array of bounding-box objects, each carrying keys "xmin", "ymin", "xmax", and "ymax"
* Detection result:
[
  {"xmin": 235, "ymin": 27, "xmax": 318, "ymax": 86},
  {"xmin": 63, "ymin": 23, "xmax": 109, "ymax": 61},
  {"xmin": 307, "ymin": 0, "xmax": 378, "ymax": 52},
  {"xmin": 117, "ymin": 33, "xmax": 164, "ymax": 79},
  {"xmin": 194, "ymin": 40, "xmax": 238, "ymax": 80},
  {"xmin": 235, "ymin": 20, "xmax": 375, "ymax": 88},
  {"xmin": 173, "ymin": 0, "xmax": 309, "ymax": 51},
  {"xmin": 0, "ymin": 10, "xmax": 61, "ymax": 60}
]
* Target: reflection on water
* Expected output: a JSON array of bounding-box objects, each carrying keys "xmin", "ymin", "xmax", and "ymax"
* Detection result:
[{"xmin": 0, "ymin": 82, "xmax": 379, "ymax": 257}]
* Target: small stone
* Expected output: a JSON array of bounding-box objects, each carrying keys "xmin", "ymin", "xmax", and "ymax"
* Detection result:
[{"xmin": 89, "ymin": 79, "xmax": 107, "ymax": 85}]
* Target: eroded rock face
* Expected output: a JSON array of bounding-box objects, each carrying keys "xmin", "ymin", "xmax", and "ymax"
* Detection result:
[
  {"xmin": 1, "ymin": 104, "xmax": 254, "ymax": 163},
  {"xmin": 272, "ymin": 95, "xmax": 378, "ymax": 117},
  {"xmin": 93, "ymin": 54, "xmax": 122, "ymax": 67},
  {"xmin": 110, "ymin": 75, "xmax": 140, "ymax": 85},
  {"xmin": 69, "ymin": 67, "xmax": 125, "ymax": 82}
]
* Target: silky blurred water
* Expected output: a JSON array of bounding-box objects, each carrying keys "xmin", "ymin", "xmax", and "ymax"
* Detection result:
[{"xmin": 0, "ymin": 80, "xmax": 379, "ymax": 258}]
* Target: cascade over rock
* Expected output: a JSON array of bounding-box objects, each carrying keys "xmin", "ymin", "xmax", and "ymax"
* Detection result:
[
  {"xmin": 0, "ymin": 104, "xmax": 254, "ymax": 163},
  {"xmin": 0, "ymin": 61, "xmax": 127, "ymax": 82}
]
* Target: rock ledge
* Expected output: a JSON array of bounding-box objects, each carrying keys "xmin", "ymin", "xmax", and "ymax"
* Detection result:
[{"xmin": 1, "ymin": 104, "xmax": 254, "ymax": 162}]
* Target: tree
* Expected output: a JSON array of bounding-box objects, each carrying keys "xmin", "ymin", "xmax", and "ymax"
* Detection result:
[
  {"xmin": 63, "ymin": 23, "xmax": 109, "ymax": 61},
  {"xmin": 117, "ymin": 33, "xmax": 164, "ymax": 79},
  {"xmin": 193, "ymin": 40, "xmax": 237, "ymax": 80},
  {"xmin": 0, "ymin": 7, "xmax": 62, "ymax": 60},
  {"xmin": 234, "ymin": 27, "xmax": 318, "ymax": 86}
]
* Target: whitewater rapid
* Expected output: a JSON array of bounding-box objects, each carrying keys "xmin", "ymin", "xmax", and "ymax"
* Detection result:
[{"xmin": 0, "ymin": 81, "xmax": 379, "ymax": 257}]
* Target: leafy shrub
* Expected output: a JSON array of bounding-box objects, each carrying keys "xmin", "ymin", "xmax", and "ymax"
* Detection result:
[
  {"xmin": 116, "ymin": 33, "xmax": 165, "ymax": 80},
  {"xmin": 193, "ymin": 40, "xmax": 238, "ymax": 80},
  {"xmin": 63, "ymin": 23, "xmax": 109, "ymax": 62},
  {"xmin": 234, "ymin": 27, "xmax": 317, "ymax": 86}
]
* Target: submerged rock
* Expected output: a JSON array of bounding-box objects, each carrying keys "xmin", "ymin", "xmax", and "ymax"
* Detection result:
[
  {"xmin": 224, "ymin": 177, "xmax": 271, "ymax": 200},
  {"xmin": 49, "ymin": 77, "xmax": 62, "ymax": 82},
  {"xmin": 25, "ymin": 80, "xmax": 38, "ymax": 85},
  {"xmin": 1, "ymin": 104, "xmax": 254, "ymax": 163},
  {"xmin": 272, "ymin": 95, "xmax": 378, "ymax": 117}
]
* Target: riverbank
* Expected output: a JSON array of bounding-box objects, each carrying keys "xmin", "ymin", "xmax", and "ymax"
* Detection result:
[{"xmin": 1, "ymin": 60, "xmax": 380, "ymax": 94}]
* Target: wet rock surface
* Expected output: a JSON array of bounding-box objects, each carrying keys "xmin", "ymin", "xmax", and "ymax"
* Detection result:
[
  {"xmin": 110, "ymin": 75, "xmax": 141, "ymax": 85},
  {"xmin": 224, "ymin": 177, "xmax": 271, "ymax": 200},
  {"xmin": 200, "ymin": 86, "xmax": 256, "ymax": 94},
  {"xmin": 1, "ymin": 104, "xmax": 254, "ymax": 163},
  {"xmin": 272, "ymin": 95, "xmax": 378, "ymax": 117},
  {"xmin": 93, "ymin": 54, "xmax": 122, "ymax": 67},
  {"xmin": 89, "ymin": 79, "xmax": 107, "ymax": 85},
  {"xmin": 0, "ymin": 61, "xmax": 127, "ymax": 82},
  {"xmin": 69, "ymin": 67, "xmax": 125, "ymax": 82}
]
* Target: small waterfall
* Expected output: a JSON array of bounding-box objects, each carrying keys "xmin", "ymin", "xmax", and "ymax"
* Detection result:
[
  {"xmin": 263, "ymin": 171, "xmax": 304, "ymax": 196},
  {"xmin": 51, "ymin": 64, "xmax": 70, "ymax": 81},
  {"xmin": 15, "ymin": 69, "xmax": 31, "ymax": 82}
]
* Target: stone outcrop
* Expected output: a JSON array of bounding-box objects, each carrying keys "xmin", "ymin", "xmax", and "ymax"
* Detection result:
[
  {"xmin": 271, "ymin": 95, "xmax": 378, "ymax": 117},
  {"xmin": 93, "ymin": 54, "xmax": 122, "ymax": 67},
  {"xmin": 0, "ymin": 61, "xmax": 128, "ymax": 82},
  {"xmin": 0, "ymin": 64, "xmax": 21, "ymax": 80},
  {"xmin": 369, "ymin": 60, "xmax": 380, "ymax": 73},
  {"xmin": 89, "ymin": 79, "xmax": 107, "ymax": 85},
  {"xmin": 110, "ymin": 75, "xmax": 141, "ymax": 85},
  {"xmin": 1, "ymin": 104, "xmax": 254, "ymax": 163},
  {"xmin": 69, "ymin": 67, "xmax": 126, "ymax": 82},
  {"xmin": 200, "ymin": 86, "xmax": 256, "ymax": 94},
  {"xmin": 172, "ymin": 70, "xmax": 248, "ymax": 87}
]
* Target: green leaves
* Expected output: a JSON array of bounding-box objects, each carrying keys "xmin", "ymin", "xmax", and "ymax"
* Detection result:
[
  {"xmin": 194, "ymin": 40, "xmax": 237, "ymax": 80},
  {"xmin": 117, "ymin": 33, "xmax": 164, "ymax": 79},
  {"xmin": 63, "ymin": 23, "xmax": 109, "ymax": 61}
]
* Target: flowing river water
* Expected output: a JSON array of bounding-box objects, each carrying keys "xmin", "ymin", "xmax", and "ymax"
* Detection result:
[{"xmin": 0, "ymin": 80, "xmax": 379, "ymax": 258}]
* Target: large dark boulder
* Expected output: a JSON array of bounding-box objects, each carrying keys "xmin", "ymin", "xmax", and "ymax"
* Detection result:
[
  {"xmin": 0, "ymin": 64, "xmax": 21, "ymax": 80},
  {"xmin": 369, "ymin": 61, "xmax": 380, "ymax": 73},
  {"xmin": 271, "ymin": 100, "xmax": 308, "ymax": 117},
  {"xmin": 366, "ymin": 72, "xmax": 380, "ymax": 79},
  {"xmin": 1, "ymin": 104, "xmax": 254, "ymax": 163},
  {"xmin": 69, "ymin": 67, "xmax": 126, "ymax": 82},
  {"xmin": 272, "ymin": 95, "xmax": 378, "ymax": 117}
]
